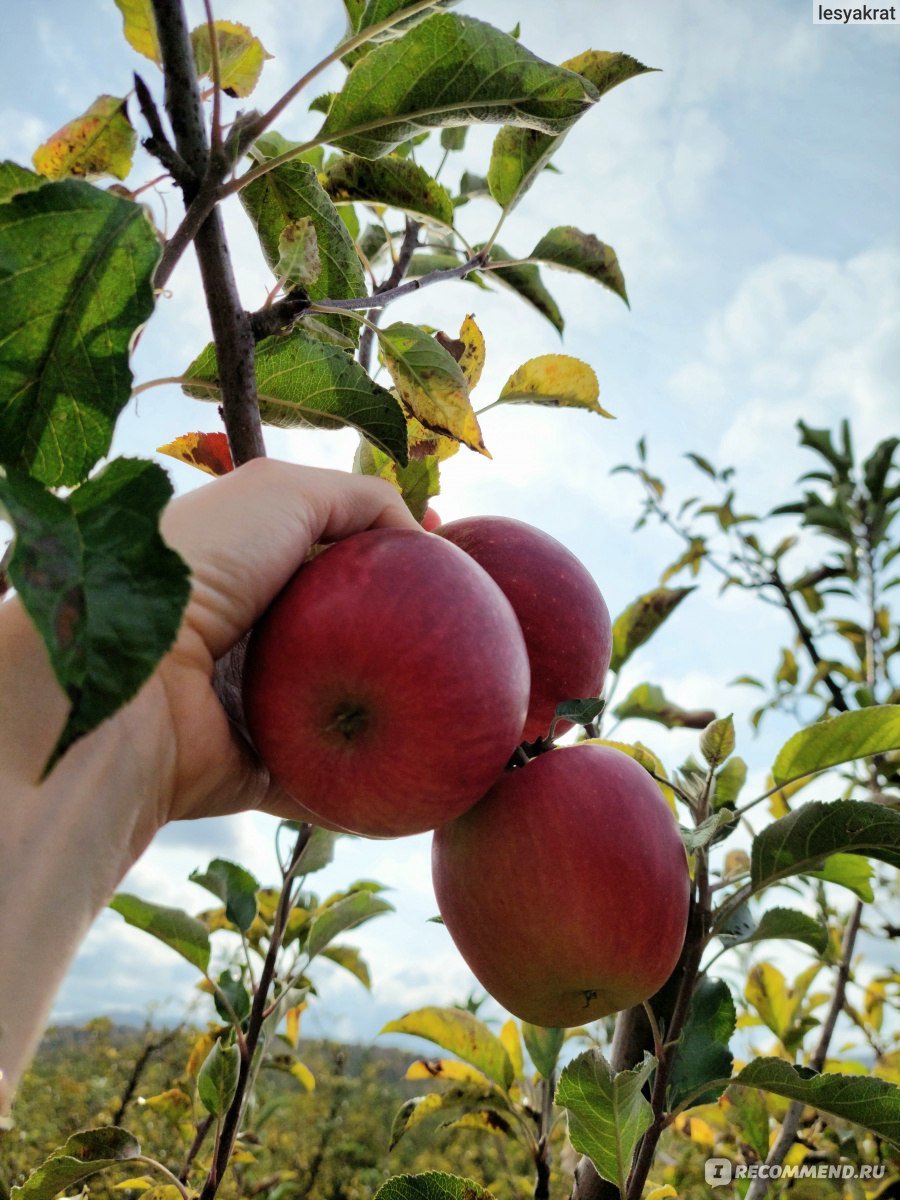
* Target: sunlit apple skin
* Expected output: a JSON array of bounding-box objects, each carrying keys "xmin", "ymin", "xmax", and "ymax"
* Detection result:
[
  {"xmin": 432, "ymin": 743, "xmax": 690, "ymax": 1028},
  {"xmin": 437, "ymin": 517, "xmax": 611, "ymax": 742},
  {"xmin": 242, "ymin": 528, "xmax": 530, "ymax": 838}
]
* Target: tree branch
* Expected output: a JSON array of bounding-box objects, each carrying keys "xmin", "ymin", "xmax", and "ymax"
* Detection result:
[
  {"xmin": 149, "ymin": 0, "xmax": 264, "ymax": 466},
  {"xmin": 767, "ymin": 565, "xmax": 848, "ymax": 713}
]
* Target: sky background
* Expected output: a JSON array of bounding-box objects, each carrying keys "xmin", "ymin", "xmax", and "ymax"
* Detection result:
[{"xmin": 2, "ymin": 1, "xmax": 898, "ymax": 1056}]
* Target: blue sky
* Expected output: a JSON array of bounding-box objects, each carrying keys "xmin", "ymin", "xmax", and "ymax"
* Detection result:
[{"xmin": 2, "ymin": 2, "xmax": 898, "ymax": 1051}]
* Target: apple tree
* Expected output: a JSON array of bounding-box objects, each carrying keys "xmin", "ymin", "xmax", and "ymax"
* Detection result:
[{"xmin": 1, "ymin": 3, "xmax": 898, "ymax": 1200}]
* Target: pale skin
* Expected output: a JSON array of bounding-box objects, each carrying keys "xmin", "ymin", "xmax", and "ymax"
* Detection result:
[{"xmin": 0, "ymin": 459, "xmax": 422, "ymax": 1121}]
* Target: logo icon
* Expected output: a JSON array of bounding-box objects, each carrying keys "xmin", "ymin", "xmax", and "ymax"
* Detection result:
[{"xmin": 705, "ymin": 1158, "xmax": 733, "ymax": 1187}]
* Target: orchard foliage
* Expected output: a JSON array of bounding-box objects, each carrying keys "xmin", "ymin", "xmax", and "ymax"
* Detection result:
[{"xmin": 1, "ymin": 3, "xmax": 898, "ymax": 1200}]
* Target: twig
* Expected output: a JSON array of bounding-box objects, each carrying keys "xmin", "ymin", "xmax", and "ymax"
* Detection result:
[
  {"xmin": 358, "ymin": 217, "xmax": 421, "ymax": 370},
  {"xmin": 199, "ymin": 826, "xmax": 312, "ymax": 1200},
  {"xmin": 744, "ymin": 901, "xmax": 863, "ymax": 1200},
  {"xmin": 767, "ymin": 565, "xmax": 848, "ymax": 713},
  {"xmin": 134, "ymin": 73, "xmax": 187, "ymax": 179}
]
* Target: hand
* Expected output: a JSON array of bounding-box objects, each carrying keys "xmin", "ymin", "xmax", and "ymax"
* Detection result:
[{"xmin": 0, "ymin": 459, "xmax": 420, "ymax": 1111}]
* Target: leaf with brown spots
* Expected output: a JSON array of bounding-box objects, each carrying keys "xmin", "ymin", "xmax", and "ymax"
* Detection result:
[
  {"xmin": 32, "ymin": 96, "xmax": 136, "ymax": 182},
  {"xmin": 191, "ymin": 20, "xmax": 272, "ymax": 98},
  {"xmin": 378, "ymin": 322, "xmax": 489, "ymax": 456},
  {"xmin": 497, "ymin": 354, "xmax": 611, "ymax": 417}
]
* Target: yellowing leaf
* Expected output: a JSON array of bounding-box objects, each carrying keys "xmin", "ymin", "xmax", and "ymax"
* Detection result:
[
  {"xmin": 646, "ymin": 1188, "xmax": 679, "ymax": 1200},
  {"xmin": 276, "ymin": 218, "xmax": 321, "ymax": 288},
  {"xmin": 499, "ymin": 1020, "xmax": 524, "ymax": 1081},
  {"xmin": 673, "ymin": 1114, "xmax": 717, "ymax": 1147},
  {"xmin": 723, "ymin": 849, "xmax": 750, "ymax": 879},
  {"xmin": 285, "ymin": 1001, "xmax": 307, "ymax": 1049},
  {"xmin": 186, "ymin": 1032, "xmax": 215, "ymax": 1077},
  {"xmin": 143, "ymin": 1088, "xmax": 192, "ymax": 1122},
  {"xmin": 191, "ymin": 20, "xmax": 272, "ymax": 98},
  {"xmin": 458, "ymin": 314, "xmax": 486, "ymax": 389},
  {"xmin": 497, "ymin": 355, "xmax": 612, "ymax": 417},
  {"xmin": 33, "ymin": 96, "xmax": 137, "ymax": 181},
  {"xmin": 290, "ymin": 1060, "xmax": 316, "ymax": 1091},
  {"xmin": 157, "ymin": 431, "xmax": 234, "ymax": 477},
  {"xmin": 768, "ymin": 772, "xmax": 813, "ymax": 818},
  {"xmin": 113, "ymin": 0, "xmax": 160, "ymax": 62},
  {"xmin": 136, "ymin": 1188, "xmax": 186, "ymax": 1200},
  {"xmin": 114, "ymin": 1178, "xmax": 157, "ymax": 1191},
  {"xmin": 405, "ymin": 1058, "xmax": 491, "ymax": 1085},
  {"xmin": 379, "ymin": 322, "xmax": 489, "ymax": 457}
]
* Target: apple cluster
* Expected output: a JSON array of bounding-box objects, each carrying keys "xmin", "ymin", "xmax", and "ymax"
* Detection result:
[{"xmin": 243, "ymin": 516, "xmax": 690, "ymax": 1028}]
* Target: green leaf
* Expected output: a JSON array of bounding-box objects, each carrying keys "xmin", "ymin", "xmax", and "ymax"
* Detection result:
[
  {"xmin": 751, "ymin": 800, "xmax": 900, "ymax": 893},
  {"xmin": 197, "ymin": 1038, "xmax": 241, "ymax": 1116},
  {"xmin": 772, "ymin": 705, "xmax": 900, "ymax": 786},
  {"xmin": 521, "ymin": 1024, "xmax": 565, "ymax": 1080},
  {"xmin": 306, "ymin": 890, "xmax": 394, "ymax": 959},
  {"xmin": 0, "ymin": 161, "xmax": 45, "ymax": 202},
  {"xmin": 733, "ymin": 1059, "xmax": 900, "ymax": 1147},
  {"xmin": 319, "ymin": 14, "xmax": 599, "ymax": 159},
  {"xmin": 295, "ymin": 824, "xmax": 340, "ymax": 875},
  {"xmin": 0, "ymin": 460, "xmax": 191, "ymax": 768},
  {"xmin": 10, "ymin": 1127, "xmax": 141, "ymax": 1200},
  {"xmin": 388, "ymin": 1085, "xmax": 503, "ymax": 1149},
  {"xmin": 805, "ymin": 852, "xmax": 874, "ymax": 902},
  {"xmin": 343, "ymin": 0, "xmax": 460, "ymax": 67},
  {"xmin": 556, "ymin": 1050, "xmax": 655, "ymax": 1192},
  {"xmin": 487, "ymin": 51, "xmax": 654, "ymax": 211},
  {"xmin": 668, "ymin": 978, "xmax": 735, "ymax": 1109},
  {"xmin": 862, "ymin": 436, "xmax": 898, "ymax": 503},
  {"xmin": 322, "ymin": 154, "xmax": 454, "ymax": 226},
  {"xmin": 183, "ymin": 332, "xmax": 408, "ymax": 466},
  {"xmin": 713, "ymin": 756, "xmax": 748, "ymax": 808},
  {"xmin": 378, "ymin": 322, "xmax": 487, "ymax": 455},
  {"xmin": 374, "ymin": 1174, "xmax": 497, "ymax": 1200},
  {"xmin": 530, "ymin": 226, "xmax": 628, "ymax": 306},
  {"xmin": 483, "ymin": 245, "xmax": 563, "ymax": 333},
  {"xmin": 381, "ymin": 1007, "xmax": 515, "ymax": 1090},
  {"xmin": 719, "ymin": 906, "xmax": 829, "ymax": 955},
  {"xmin": 214, "ymin": 968, "xmax": 251, "ymax": 1024},
  {"xmin": 0, "ymin": 181, "xmax": 159, "ymax": 485},
  {"xmin": 108, "ymin": 894, "xmax": 210, "ymax": 973},
  {"xmin": 32, "ymin": 95, "xmax": 137, "ymax": 182},
  {"xmin": 189, "ymin": 859, "xmax": 260, "ymax": 933},
  {"xmin": 609, "ymin": 587, "xmax": 695, "ymax": 674},
  {"xmin": 553, "ymin": 698, "xmax": 605, "ymax": 729},
  {"xmin": 320, "ymin": 944, "xmax": 371, "ymax": 989},
  {"xmin": 700, "ymin": 715, "xmax": 735, "ymax": 768},
  {"xmin": 723, "ymin": 1085, "xmax": 770, "ymax": 1161},
  {"xmin": 241, "ymin": 146, "xmax": 365, "ymax": 343},
  {"xmin": 680, "ymin": 811, "xmax": 735, "ymax": 853},
  {"xmin": 613, "ymin": 683, "xmax": 715, "ymax": 730}
]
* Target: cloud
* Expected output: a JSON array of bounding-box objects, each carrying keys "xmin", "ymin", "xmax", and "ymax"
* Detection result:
[{"xmin": 669, "ymin": 247, "xmax": 900, "ymax": 500}]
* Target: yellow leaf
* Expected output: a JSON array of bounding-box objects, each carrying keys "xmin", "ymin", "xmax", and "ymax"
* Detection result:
[
  {"xmin": 191, "ymin": 20, "xmax": 272, "ymax": 98},
  {"xmin": 137, "ymin": 1188, "xmax": 186, "ymax": 1200},
  {"xmin": 457, "ymin": 314, "xmax": 485, "ymax": 389},
  {"xmin": 744, "ymin": 963, "xmax": 792, "ymax": 1040},
  {"xmin": 497, "ymin": 354, "xmax": 612, "ymax": 417},
  {"xmin": 405, "ymin": 1058, "xmax": 491, "ymax": 1085},
  {"xmin": 186, "ymin": 1032, "xmax": 215, "ymax": 1077},
  {"xmin": 285, "ymin": 1002, "xmax": 307, "ymax": 1049},
  {"xmin": 113, "ymin": 0, "xmax": 160, "ymax": 62},
  {"xmin": 290, "ymin": 1060, "xmax": 316, "ymax": 1091},
  {"xmin": 646, "ymin": 1188, "xmax": 679, "ymax": 1200},
  {"xmin": 499, "ymin": 1021, "xmax": 524, "ymax": 1081},
  {"xmin": 143, "ymin": 1088, "xmax": 192, "ymax": 1122},
  {"xmin": 724, "ymin": 850, "xmax": 750, "ymax": 879},
  {"xmin": 33, "ymin": 95, "xmax": 137, "ymax": 182},
  {"xmin": 407, "ymin": 415, "xmax": 460, "ymax": 464},
  {"xmin": 768, "ymin": 772, "xmax": 813, "ymax": 818},
  {"xmin": 673, "ymin": 1114, "xmax": 717, "ymax": 1147},
  {"xmin": 157, "ymin": 431, "xmax": 234, "ymax": 477},
  {"xmin": 114, "ymin": 1178, "xmax": 157, "ymax": 1191},
  {"xmin": 379, "ymin": 322, "xmax": 489, "ymax": 457},
  {"xmin": 230, "ymin": 1150, "xmax": 257, "ymax": 1164}
]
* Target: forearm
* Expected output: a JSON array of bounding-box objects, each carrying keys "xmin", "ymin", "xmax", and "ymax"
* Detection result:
[{"xmin": 0, "ymin": 597, "xmax": 168, "ymax": 1116}]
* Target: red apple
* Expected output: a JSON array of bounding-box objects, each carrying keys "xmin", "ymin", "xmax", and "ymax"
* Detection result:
[
  {"xmin": 437, "ymin": 517, "xmax": 611, "ymax": 742},
  {"xmin": 432, "ymin": 743, "xmax": 690, "ymax": 1027},
  {"xmin": 242, "ymin": 528, "xmax": 530, "ymax": 838}
]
